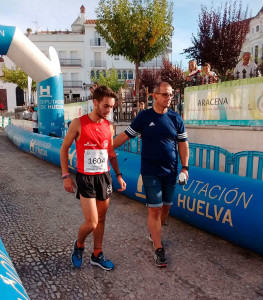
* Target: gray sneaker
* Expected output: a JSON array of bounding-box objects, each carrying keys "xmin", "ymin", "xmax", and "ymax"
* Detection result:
[{"xmin": 154, "ymin": 248, "xmax": 167, "ymax": 267}]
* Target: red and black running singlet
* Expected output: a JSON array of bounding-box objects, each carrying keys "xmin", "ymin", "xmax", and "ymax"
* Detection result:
[{"xmin": 76, "ymin": 115, "xmax": 111, "ymax": 175}]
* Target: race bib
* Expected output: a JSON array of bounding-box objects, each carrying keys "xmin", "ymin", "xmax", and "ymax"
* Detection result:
[{"xmin": 84, "ymin": 149, "xmax": 108, "ymax": 173}]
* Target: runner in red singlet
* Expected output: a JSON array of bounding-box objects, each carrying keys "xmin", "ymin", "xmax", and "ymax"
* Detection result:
[{"xmin": 60, "ymin": 86, "xmax": 126, "ymax": 270}]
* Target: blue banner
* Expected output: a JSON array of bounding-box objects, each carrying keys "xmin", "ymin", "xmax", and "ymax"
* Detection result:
[
  {"xmin": 0, "ymin": 25, "xmax": 16, "ymax": 55},
  {"xmin": 0, "ymin": 239, "xmax": 29, "ymax": 300},
  {"xmin": 37, "ymin": 74, "xmax": 64, "ymax": 137},
  {"xmin": 5, "ymin": 124, "xmax": 263, "ymax": 256},
  {"xmin": 110, "ymin": 151, "xmax": 263, "ymax": 256}
]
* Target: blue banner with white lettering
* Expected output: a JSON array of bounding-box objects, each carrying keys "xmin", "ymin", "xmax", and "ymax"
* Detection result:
[
  {"xmin": 0, "ymin": 239, "xmax": 29, "ymax": 300},
  {"xmin": 0, "ymin": 25, "xmax": 16, "ymax": 55},
  {"xmin": 37, "ymin": 74, "xmax": 64, "ymax": 137},
  {"xmin": 111, "ymin": 151, "xmax": 263, "ymax": 256},
  {"xmin": 4, "ymin": 124, "xmax": 263, "ymax": 256}
]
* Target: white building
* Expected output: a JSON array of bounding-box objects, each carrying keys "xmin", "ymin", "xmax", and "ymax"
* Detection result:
[
  {"xmin": 29, "ymin": 5, "xmax": 172, "ymax": 100},
  {"xmin": 0, "ymin": 56, "xmax": 24, "ymax": 113},
  {"xmin": 241, "ymin": 7, "xmax": 263, "ymax": 64}
]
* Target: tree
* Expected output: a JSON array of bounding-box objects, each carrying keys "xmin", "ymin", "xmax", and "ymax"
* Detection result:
[
  {"xmin": 2, "ymin": 66, "xmax": 37, "ymax": 104},
  {"xmin": 90, "ymin": 69, "xmax": 125, "ymax": 92},
  {"xmin": 160, "ymin": 59, "xmax": 184, "ymax": 90},
  {"xmin": 2, "ymin": 66, "xmax": 36, "ymax": 91},
  {"xmin": 182, "ymin": 0, "xmax": 250, "ymax": 77},
  {"xmin": 139, "ymin": 68, "xmax": 160, "ymax": 92},
  {"xmin": 26, "ymin": 28, "xmax": 32, "ymax": 36},
  {"xmin": 95, "ymin": 0, "xmax": 173, "ymax": 106}
]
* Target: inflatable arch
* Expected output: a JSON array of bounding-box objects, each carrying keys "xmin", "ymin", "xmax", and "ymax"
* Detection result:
[{"xmin": 0, "ymin": 25, "xmax": 64, "ymax": 137}]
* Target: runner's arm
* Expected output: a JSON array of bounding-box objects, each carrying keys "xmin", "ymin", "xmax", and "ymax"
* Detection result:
[{"xmin": 60, "ymin": 119, "xmax": 79, "ymax": 193}]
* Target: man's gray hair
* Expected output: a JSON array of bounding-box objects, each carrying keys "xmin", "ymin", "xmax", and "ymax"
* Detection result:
[{"xmin": 153, "ymin": 82, "xmax": 172, "ymax": 93}]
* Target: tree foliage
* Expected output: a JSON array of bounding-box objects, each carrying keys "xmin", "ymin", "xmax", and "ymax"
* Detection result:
[
  {"xmin": 183, "ymin": 0, "xmax": 250, "ymax": 77},
  {"xmin": 2, "ymin": 66, "xmax": 36, "ymax": 91},
  {"xmin": 90, "ymin": 69, "xmax": 125, "ymax": 92},
  {"xmin": 139, "ymin": 59, "xmax": 184, "ymax": 92},
  {"xmin": 160, "ymin": 59, "xmax": 184, "ymax": 90},
  {"xmin": 95, "ymin": 0, "xmax": 173, "ymax": 100},
  {"xmin": 139, "ymin": 68, "xmax": 160, "ymax": 92}
]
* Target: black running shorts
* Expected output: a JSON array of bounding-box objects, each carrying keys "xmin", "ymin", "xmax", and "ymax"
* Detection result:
[{"xmin": 76, "ymin": 171, "xmax": 113, "ymax": 201}]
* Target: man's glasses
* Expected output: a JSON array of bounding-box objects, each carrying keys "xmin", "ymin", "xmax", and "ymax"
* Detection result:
[{"xmin": 155, "ymin": 92, "xmax": 174, "ymax": 98}]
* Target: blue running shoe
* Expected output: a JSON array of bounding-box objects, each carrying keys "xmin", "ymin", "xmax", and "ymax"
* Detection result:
[
  {"xmin": 71, "ymin": 240, "xmax": 84, "ymax": 268},
  {"xmin": 90, "ymin": 252, "xmax": 114, "ymax": 270}
]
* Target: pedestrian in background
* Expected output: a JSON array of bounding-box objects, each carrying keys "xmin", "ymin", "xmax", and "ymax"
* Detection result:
[{"xmin": 29, "ymin": 106, "xmax": 38, "ymax": 133}]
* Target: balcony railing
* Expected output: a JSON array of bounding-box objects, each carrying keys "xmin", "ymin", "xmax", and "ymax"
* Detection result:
[
  {"xmin": 90, "ymin": 60, "xmax": 107, "ymax": 68},
  {"xmin": 63, "ymin": 81, "xmax": 82, "ymax": 88},
  {"xmin": 60, "ymin": 59, "xmax": 81, "ymax": 66},
  {"xmin": 140, "ymin": 61, "xmax": 163, "ymax": 68},
  {"xmin": 90, "ymin": 38, "xmax": 106, "ymax": 47}
]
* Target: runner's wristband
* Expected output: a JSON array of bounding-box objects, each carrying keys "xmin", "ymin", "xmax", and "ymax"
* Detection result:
[
  {"xmin": 62, "ymin": 173, "xmax": 70, "ymax": 179},
  {"xmin": 116, "ymin": 173, "xmax": 122, "ymax": 177},
  {"xmin": 182, "ymin": 166, "xmax": 189, "ymax": 171}
]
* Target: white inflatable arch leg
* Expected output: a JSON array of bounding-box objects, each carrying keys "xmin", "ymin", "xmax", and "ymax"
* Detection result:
[{"xmin": 0, "ymin": 25, "xmax": 64, "ymax": 136}]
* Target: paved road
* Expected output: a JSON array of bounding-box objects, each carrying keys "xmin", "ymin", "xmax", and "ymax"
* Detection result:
[{"xmin": 1, "ymin": 128, "xmax": 263, "ymax": 300}]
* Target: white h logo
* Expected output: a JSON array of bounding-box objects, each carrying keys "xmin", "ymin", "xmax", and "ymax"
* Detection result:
[{"xmin": 39, "ymin": 85, "xmax": 52, "ymax": 97}]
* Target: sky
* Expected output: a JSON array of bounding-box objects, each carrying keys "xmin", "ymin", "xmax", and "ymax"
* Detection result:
[{"xmin": 1, "ymin": 0, "xmax": 263, "ymax": 70}]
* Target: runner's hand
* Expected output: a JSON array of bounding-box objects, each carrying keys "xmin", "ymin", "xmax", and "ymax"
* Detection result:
[
  {"xmin": 63, "ymin": 177, "xmax": 77, "ymax": 193},
  {"xmin": 117, "ymin": 177, "xmax": 126, "ymax": 192}
]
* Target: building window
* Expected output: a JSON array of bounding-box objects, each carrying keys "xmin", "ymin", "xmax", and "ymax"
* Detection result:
[
  {"xmin": 128, "ymin": 70, "xmax": 133, "ymax": 79},
  {"xmin": 256, "ymin": 25, "xmax": 260, "ymax": 32},
  {"xmin": 71, "ymin": 73, "xmax": 79, "ymax": 81},
  {"xmin": 96, "ymin": 70, "xmax": 100, "ymax": 78},
  {"xmin": 70, "ymin": 51, "xmax": 78, "ymax": 59},
  {"xmin": 255, "ymin": 45, "xmax": 259, "ymax": 64},
  {"xmin": 114, "ymin": 56, "xmax": 120, "ymax": 60},
  {"xmin": 90, "ymin": 70, "xmax": 95, "ymax": 78},
  {"xmin": 62, "ymin": 73, "xmax": 68, "ymax": 80},
  {"xmin": 122, "ymin": 70, "xmax": 127, "ymax": 79},
  {"xmin": 59, "ymin": 51, "xmax": 66, "ymax": 59},
  {"xmin": 117, "ymin": 70, "xmax": 122, "ymax": 79}
]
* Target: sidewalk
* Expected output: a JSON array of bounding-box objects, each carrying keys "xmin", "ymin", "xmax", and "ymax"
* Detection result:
[{"xmin": 0, "ymin": 128, "xmax": 263, "ymax": 300}]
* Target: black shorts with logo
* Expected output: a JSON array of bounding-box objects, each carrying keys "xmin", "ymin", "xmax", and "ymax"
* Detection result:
[{"xmin": 76, "ymin": 171, "xmax": 113, "ymax": 201}]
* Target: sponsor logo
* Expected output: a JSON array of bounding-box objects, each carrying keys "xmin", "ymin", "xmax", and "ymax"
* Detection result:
[
  {"xmin": 102, "ymin": 140, "xmax": 109, "ymax": 149},
  {"xmin": 39, "ymin": 85, "xmax": 52, "ymax": 98},
  {"xmin": 29, "ymin": 139, "xmax": 51, "ymax": 157},
  {"xmin": 257, "ymin": 94, "xmax": 263, "ymax": 113},
  {"xmin": 197, "ymin": 98, "xmax": 228, "ymax": 106},
  {"xmin": 30, "ymin": 139, "xmax": 36, "ymax": 153},
  {"xmin": 84, "ymin": 141, "xmax": 97, "ymax": 147},
  {"xmin": 107, "ymin": 184, "xmax": 112, "ymax": 194}
]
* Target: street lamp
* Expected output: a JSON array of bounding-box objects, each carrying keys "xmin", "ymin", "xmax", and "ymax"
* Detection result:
[
  {"xmin": 82, "ymin": 82, "xmax": 87, "ymax": 100},
  {"xmin": 0, "ymin": 56, "xmax": 4, "ymax": 77}
]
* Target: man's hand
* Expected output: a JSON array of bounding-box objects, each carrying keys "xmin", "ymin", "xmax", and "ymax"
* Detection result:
[
  {"xmin": 117, "ymin": 176, "xmax": 126, "ymax": 192},
  {"xmin": 63, "ymin": 177, "xmax": 77, "ymax": 193},
  {"xmin": 181, "ymin": 168, "xmax": 189, "ymax": 180}
]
